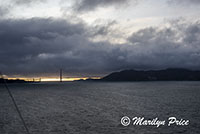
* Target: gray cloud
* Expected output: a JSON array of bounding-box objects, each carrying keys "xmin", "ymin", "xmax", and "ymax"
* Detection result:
[
  {"xmin": 90, "ymin": 20, "xmax": 117, "ymax": 36},
  {"xmin": 0, "ymin": 6, "xmax": 9, "ymax": 17},
  {"xmin": 73, "ymin": 0, "xmax": 133, "ymax": 12},
  {"xmin": 127, "ymin": 21, "xmax": 200, "ymax": 70},
  {"xmin": 0, "ymin": 0, "xmax": 46, "ymax": 18},
  {"xmin": 14, "ymin": 0, "xmax": 46, "ymax": 5},
  {"xmin": 0, "ymin": 18, "xmax": 200, "ymax": 77},
  {"xmin": 168, "ymin": 0, "xmax": 200, "ymax": 5}
]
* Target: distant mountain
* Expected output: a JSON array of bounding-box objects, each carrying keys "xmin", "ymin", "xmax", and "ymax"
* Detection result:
[
  {"xmin": 0, "ymin": 78, "xmax": 28, "ymax": 83},
  {"xmin": 101, "ymin": 68, "xmax": 200, "ymax": 81}
]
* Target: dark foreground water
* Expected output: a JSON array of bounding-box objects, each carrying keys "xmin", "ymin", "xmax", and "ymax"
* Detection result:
[{"xmin": 0, "ymin": 82, "xmax": 200, "ymax": 134}]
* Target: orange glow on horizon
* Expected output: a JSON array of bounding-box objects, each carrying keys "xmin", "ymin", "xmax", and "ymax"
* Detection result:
[{"xmin": 7, "ymin": 77, "xmax": 101, "ymax": 82}]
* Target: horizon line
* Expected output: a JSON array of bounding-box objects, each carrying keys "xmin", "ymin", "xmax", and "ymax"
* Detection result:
[{"xmin": 5, "ymin": 77, "xmax": 101, "ymax": 82}]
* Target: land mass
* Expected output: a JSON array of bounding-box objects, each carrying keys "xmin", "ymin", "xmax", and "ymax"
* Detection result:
[
  {"xmin": 99, "ymin": 68, "xmax": 200, "ymax": 81},
  {"xmin": 0, "ymin": 78, "xmax": 29, "ymax": 83}
]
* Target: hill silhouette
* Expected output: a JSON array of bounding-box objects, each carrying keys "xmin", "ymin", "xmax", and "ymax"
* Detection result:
[
  {"xmin": 0, "ymin": 78, "xmax": 28, "ymax": 83},
  {"xmin": 101, "ymin": 68, "xmax": 200, "ymax": 81}
]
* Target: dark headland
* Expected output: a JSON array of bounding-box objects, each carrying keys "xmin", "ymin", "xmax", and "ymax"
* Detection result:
[
  {"xmin": 90, "ymin": 68, "xmax": 200, "ymax": 81},
  {"xmin": 0, "ymin": 78, "xmax": 29, "ymax": 84}
]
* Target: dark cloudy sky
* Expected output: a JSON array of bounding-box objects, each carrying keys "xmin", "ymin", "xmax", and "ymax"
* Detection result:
[{"xmin": 0, "ymin": 0, "xmax": 200, "ymax": 78}]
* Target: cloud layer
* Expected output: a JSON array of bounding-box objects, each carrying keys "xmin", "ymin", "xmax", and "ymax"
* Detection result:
[
  {"xmin": 73, "ymin": 0, "xmax": 132, "ymax": 12},
  {"xmin": 0, "ymin": 6, "xmax": 9, "ymax": 17},
  {"xmin": 14, "ymin": 0, "xmax": 46, "ymax": 5},
  {"xmin": 168, "ymin": 0, "xmax": 200, "ymax": 5},
  {"xmin": 0, "ymin": 17, "xmax": 200, "ymax": 77}
]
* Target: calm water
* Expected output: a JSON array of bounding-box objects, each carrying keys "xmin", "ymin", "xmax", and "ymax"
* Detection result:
[{"xmin": 0, "ymin": 82, "xmax": 200, "ymax": 134}]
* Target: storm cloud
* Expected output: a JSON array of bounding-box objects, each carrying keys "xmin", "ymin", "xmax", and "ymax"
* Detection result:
[
  {"xmin": 73, "ymin": 0, "xmax": 133, "ymax": 12},
  {"xmin": 168, "ymin": 0, "xmax": 200, "ymax": 5},
  {"xmin": 0, "ymin": 17, "xmax": 200, "ymax": 77},
  {"xmin": 0, "ymin": 6, "xmax": 9, "ymax": 17},
  {"xmin": 127, "ymin": 22, "xmax": 200, "ymax": 70},
  {"xmin": 14, "ymin": 0, "xmax": 46, "ymax": 5}
]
